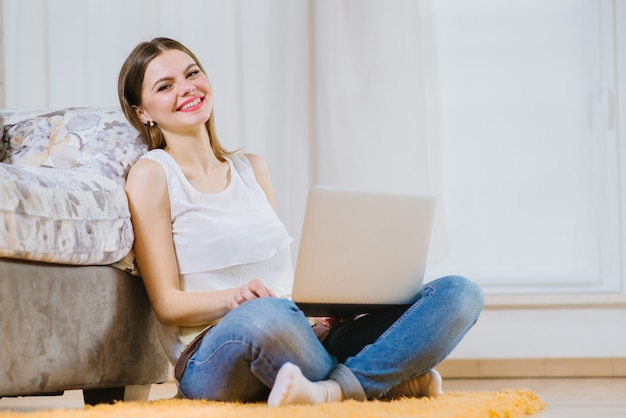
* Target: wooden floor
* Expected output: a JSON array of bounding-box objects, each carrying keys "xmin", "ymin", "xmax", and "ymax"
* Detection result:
[{"xmin": 1, "ymin": 378, "xmax": 625, "ymax": 417}]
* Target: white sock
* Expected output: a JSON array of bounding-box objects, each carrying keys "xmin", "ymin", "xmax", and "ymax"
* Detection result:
[
  {"xmin": 267, "ymin": 362, "xmax": 343, "ymax": 407},
  {"xmin": 385, "ymin": 369, "xmax": 444, "ymax": 399}
]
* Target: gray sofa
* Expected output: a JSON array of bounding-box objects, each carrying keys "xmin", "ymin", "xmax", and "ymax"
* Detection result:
[{"xmin": 0, "ymin": 107, "xmax": 169, "ymax": 404}]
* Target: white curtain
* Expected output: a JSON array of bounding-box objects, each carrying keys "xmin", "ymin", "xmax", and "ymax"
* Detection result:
[
  {"xmin": 313, "ymin": 1, "xmax": 432, "ymax": 194},
  {"xmin": 1, "ymin": 0, "xmax": 433, "ymax": 261}
]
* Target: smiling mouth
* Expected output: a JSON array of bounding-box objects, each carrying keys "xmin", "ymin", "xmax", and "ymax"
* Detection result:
[{"xmin": 177, "ymin": 97, "xmax": 203, "ymax": 111}]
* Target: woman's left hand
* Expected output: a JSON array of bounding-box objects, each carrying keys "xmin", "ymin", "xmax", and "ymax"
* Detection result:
[{"xmin": 229, "ymin": 278, "xmax": 275, "ymax": 309}]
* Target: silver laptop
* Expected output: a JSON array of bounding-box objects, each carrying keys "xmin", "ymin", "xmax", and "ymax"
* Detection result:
[{"xmin": 292, "ymin": 185, "xmax": 436, "ymax": 316}]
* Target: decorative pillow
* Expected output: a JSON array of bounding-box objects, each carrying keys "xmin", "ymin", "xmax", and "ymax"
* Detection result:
[
  {"xmin": 0, "ymin": 163, "xmax": 133, "ymax": 265},
  {"xmin": 0, "ymin": 107, "xmax": 147, "ymax": 186},
  {"xmin": 0, "ymin": 122, "xmax": 9, "ymax": 163}
]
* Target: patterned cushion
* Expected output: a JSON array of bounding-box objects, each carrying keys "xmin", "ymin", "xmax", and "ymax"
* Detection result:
[
  {"xmin": 0, "ymin": 163, "xmax": 133, "ymax": 265},
  {"xmin": 0, "ymin": 107, "xmax": 146, "ymax": 267},
  {"xmin": 0, "ymin": 107, "xmax": 147, "ymax": 186}
]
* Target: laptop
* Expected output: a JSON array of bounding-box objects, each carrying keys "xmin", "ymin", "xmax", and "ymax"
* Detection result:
[{"xmin": 292, "ymin": 185, "xmax": 436, "ymax": 317}]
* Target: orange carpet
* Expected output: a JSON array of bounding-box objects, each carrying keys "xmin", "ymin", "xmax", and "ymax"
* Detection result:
[{"xmin": 0, "ymin": 390, "xmax": 544, "ymax": 418}]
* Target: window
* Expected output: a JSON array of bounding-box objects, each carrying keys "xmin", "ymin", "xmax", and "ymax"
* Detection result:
[{"xmin": 422, "ymin": 0, "xmax": 623, "ymax": 294}]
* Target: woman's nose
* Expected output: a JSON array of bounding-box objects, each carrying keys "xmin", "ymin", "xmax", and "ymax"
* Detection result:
[{"xmin": 180, "ymin": 81, "xmax": 196, "ymax": 95}]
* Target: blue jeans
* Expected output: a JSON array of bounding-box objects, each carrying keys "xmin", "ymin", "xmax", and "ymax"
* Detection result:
[{"xmin": 178, "ymin": 275, "xmax": 484, "ymax": 402}]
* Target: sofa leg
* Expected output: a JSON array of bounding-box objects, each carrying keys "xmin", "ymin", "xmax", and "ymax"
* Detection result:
[
  {"xmin": 122, "ymin": 384, "xmax": 152, "ymax": 402},
  {"xmin": 82, "ymin": 385, "xmax": 152, "ymax": 405},
  {"xmin": 83, "ymin": 387, "xmax": 124, "ymax": 405}
]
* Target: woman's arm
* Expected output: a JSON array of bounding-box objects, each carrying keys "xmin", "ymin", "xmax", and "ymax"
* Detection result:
[{"xmin": 125, "ymin": 158, "xmax": 272, "ymax": 327}]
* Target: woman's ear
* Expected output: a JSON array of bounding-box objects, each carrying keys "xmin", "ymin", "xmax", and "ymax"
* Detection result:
[{"xmin": 133, "ymin": 105, "xmax": 151, "ymax": 125}]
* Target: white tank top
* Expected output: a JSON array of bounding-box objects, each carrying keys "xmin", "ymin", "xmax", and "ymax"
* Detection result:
[{"xmin": 141, "ymin": 149, "xmax": 294, "ymax": 365}]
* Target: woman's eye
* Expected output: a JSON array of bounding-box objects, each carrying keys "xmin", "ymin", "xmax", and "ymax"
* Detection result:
[
  {"xmin": 187, "ymin": 70, "xmax": 200, "ymax": 78},
  {"xmin": 157, "ymin": 84, "xmax": 172, "ymax": 92}
]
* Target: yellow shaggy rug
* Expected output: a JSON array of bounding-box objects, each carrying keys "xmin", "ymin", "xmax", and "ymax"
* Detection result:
[{"xmin": 0, "ymin": 390, "xmax": 544, "ymax": 418}]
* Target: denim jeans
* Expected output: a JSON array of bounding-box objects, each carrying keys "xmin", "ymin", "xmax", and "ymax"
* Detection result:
[{"xmin": 178, "ymin": 275, "xmax": 484, "ymax": 402}]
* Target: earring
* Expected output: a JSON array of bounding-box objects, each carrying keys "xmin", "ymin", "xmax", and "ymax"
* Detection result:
[{"xmin": 148, "ymin": 121, "xmax": 155, "ymax": 127}]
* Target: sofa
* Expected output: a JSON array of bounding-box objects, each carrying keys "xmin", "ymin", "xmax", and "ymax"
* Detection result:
[{"xmin": 0, "ymin": 107, "xmax": 170, "ymax": 404}]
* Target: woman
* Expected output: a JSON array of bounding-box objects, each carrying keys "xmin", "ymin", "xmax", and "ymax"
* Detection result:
[{"xmin": 119, "ymin": 37, "xmax": 484, "ymax": 406}]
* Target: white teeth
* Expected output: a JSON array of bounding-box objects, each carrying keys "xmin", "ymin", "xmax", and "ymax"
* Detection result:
[{"xmin": 181, "ymin": 98, "xmax": 201, "ymax": 111}]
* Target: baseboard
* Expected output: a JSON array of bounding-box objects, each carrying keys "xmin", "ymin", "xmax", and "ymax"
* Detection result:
[
  {"xmin": 484, "ymin": 293, "xmax": 626, "ymax": 309},
  {"xmin": 437, "ymin": 358, "xmax": 626, "ymax": 378}
]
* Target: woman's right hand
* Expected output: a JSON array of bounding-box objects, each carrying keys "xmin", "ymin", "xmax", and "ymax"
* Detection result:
[{"xmin": 228, "ymin": 278, "xmax": 275, "ymax": 310}]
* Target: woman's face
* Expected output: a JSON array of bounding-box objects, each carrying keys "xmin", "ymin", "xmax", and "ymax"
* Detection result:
[{"xmin": 136, "ymin": 48, "xmax": 213, "ymax": 132}]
